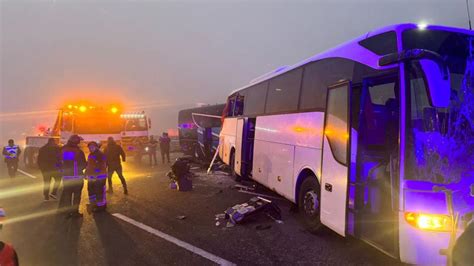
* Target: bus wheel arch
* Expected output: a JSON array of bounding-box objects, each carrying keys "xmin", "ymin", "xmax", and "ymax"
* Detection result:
[
  {"xmin": 295, "ymin": 169, "xmax": 323, "ymax": 233},
  {"xmin": 229, "ymin": 148, "xmax": 241, "ymax": 182}
]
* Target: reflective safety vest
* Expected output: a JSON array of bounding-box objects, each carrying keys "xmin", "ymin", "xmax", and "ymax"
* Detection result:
[
  {"xmin": 3, "ymin": 146, "xmax": 19, "ymax": 159},
  {"xmin": 61, "ymin": 146, "xmax": 83, "ymax": 180},
  {"xmin": 0, "ymin": 242, "xmax": 16, "ymax": 266},
  {"xmin": 85, "ymin": 151, "xmax": 107, "ymax": 179}
]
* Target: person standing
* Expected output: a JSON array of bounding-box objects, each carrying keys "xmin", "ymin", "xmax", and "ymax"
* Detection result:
[
  {"xmin": 2, "ymin": 139, "xmax": 21, "ymax": 178},
  {"xmin": 58, "ymin": 135, "xmax": 86, "ymax": 218},
  {"xmin": 37, "ymin": 138, "xmax": 61, "ymax": 201},
  {"xmin": 159, "ymin": 132, "xmax": 171, "ymax": 164},
  {"xmin": 0, "ymin": 208, "xmax": 19, "ymax": 266},
  {"xmin": 148, "ymin": 135, "xmax": 158, "ymax": 167},
  {"xmin": 85, "ymin": 141, "xmax": 107, "ymax": 212},
  {"xmin": 104, "ymin": 137, "xmax": 128, "ymax": 194}
]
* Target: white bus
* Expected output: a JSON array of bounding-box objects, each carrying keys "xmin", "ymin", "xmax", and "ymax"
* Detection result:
[{"xmin": 219, "ymin": 23, "xmax": 474, "ymax": 265}]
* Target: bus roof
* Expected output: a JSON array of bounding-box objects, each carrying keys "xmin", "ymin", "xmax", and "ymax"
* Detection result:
[{"xmin": 230, "ymin": 23, "xmax": 473, "ymax": 96}]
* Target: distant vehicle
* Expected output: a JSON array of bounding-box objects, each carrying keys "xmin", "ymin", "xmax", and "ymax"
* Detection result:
[
  {"xmin": 23, "ymin": 103, "xmax": 151, "ymax": 167},
  {"xmin": 219, "ymin": 23, "xmax": 474, "ymax": 265},
  {"xmin": 178, "ymin": 104, "xmax": 225, "ymax": 161},
  {"xmin": 120, "ymin": 112, "xmax": 151, "ymax": 158}
]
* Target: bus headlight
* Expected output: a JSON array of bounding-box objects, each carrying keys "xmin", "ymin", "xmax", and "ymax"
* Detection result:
[{"xmin": 405, "ymin": 212, "xmax": 453, "ymax": 232}]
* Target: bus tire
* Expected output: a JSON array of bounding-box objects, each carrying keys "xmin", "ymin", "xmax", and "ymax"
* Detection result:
[
  {"xmin": 229, "ymin": 152, "xmax": 241, "ymax": 182},
  {"xmin": 297, "ymin": 176, "xmax": 323, "ymax": 233}
]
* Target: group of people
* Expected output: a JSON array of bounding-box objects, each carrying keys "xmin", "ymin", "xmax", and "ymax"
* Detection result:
[
  {"xmin": 147, "ymin": 133, "xmax": 171, "ymax": 166},
  {"xmin": 2, "ymin": 133, "xmax": 170, "ymax": 218},
  {"xmin": 36, "ymin": 135, "xmax": 128, "ymax": 218}
]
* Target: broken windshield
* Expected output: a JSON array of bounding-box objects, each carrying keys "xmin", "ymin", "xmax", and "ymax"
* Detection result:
[{"xmin": 404, "ymin": 30, "xmax": 474, "ymax": 183}]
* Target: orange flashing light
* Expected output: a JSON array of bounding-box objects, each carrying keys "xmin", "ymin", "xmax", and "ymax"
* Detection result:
[
  {"xmin": 111, "ymin": 107, "xmax": 119, "ymax": 114},
  {"xmin": 404, "ymin": 212, "xmax": 452, "ymax": 232},
  {"xmin": 79, "ymin": 105, "xmax": 87, "ymax": 112}
]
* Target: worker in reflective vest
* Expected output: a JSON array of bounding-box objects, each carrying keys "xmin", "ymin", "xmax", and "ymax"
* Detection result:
[
  {"xmin": 58, "ymin": 135, "xmax": 86, "ymax": 218},
  {"xmin": 86, "ymin": 141, "xmax": 107, "ymax": 213},
  {"xmin": 0, "ymin": 208, "xmax": 19, "ymax": 266},
  {"xmin": 2, "ymin": 139, "xmax": 21, "ymax": 178}
]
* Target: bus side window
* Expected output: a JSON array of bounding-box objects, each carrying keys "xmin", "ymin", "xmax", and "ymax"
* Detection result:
[{"xmin": 234, "ymin": 93, "xmax": 245, "ymax": 116}]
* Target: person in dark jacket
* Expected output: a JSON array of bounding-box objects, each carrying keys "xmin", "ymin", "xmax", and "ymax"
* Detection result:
[
  {"xmin": 37, "ymin": 138, "xmax": 61, "ymax": 201},
  {"xmin": 452, "ymin": 221, "xmax": 474, "ymax": 266},
  {"xmin": 159, "ymin": 132, "xmax": 171, "ymax": 164},
  {"xmin": 104, "ymin": 137, "xmax": 128, "ymax": 194},
  {"xmin": 86, "ymin": 141, "xmax": 108, "ymax": 212},
  {"xmin": 58, "ymin": 135, "xmax": 86, "ymax": 218}
]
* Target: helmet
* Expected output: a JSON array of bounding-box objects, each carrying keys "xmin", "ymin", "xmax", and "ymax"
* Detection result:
[
  {"xmin": 87, "ymin": 141, "xmax": 100, "ymax": 148},
  {"xmin": 68, "ymin": 135, "xmax": 82, "ymax": 145}
]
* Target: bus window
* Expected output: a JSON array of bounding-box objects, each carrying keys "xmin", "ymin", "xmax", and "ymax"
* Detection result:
[
  {"xmin": 265, "ymin": 68, "xmax": 302, "ymax": 114},
  {"xmin": 244, "ymin": 82, "xmax": 268, "ymax": 116},
  {"xmin": 234, "ymin": 93, "xmax": 245, "ymax": 116}
]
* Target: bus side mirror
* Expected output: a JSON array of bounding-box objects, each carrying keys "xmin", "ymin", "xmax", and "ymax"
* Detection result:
[{"xmin": 419, "ymin": 59, "xmax": 450, "ymax": 108}]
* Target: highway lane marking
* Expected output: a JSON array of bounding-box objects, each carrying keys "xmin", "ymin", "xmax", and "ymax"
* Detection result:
[
  {"xmin": 18, "ymin": 169, "xmax": 38, "ymax": 179},
  {"xmin": 112, "ymin": 213, "xmax": 235, "ymax": 266}
]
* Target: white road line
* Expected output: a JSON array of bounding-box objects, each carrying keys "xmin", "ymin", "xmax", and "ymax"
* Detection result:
[
  {"xmin": 18, "ymin": 169, "xmax": 37, "ymax": 179},
  {"xmin": 112, "ymin": 213, "xmax": 235, "ymax": 266}
]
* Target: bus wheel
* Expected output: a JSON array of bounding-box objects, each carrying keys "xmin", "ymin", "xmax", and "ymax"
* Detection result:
[
  {"xmin": 229, "ymin": 153, "xmax": 241, "ymax": 182},
  {"xmin": 298, "ymin": 176, "xmax": 323, "ymax": 233}
]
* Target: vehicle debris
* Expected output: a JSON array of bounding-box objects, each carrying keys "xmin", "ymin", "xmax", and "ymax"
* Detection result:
[{"xmin": 214, "ymin": 197, "xmax": 282, "ymax": 228}]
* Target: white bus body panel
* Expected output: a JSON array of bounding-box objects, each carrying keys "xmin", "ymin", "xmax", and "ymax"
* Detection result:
[
  {"xmin": 219, "ymin": 117, "xmax": 238, "ymax": 165},
  {"xmin": 398, "ymin": 212, "xmax": 450, "ymax": 265},
  {"xmin": 294, "ymin": 146, "xmax": 322, "ymax": 184},
  {"xmin": 253, "ymin": 112, "xmax": 324, "ymax": 203},
  {"xmin": 398, "ymin": 186, "xmax": 456, "ymax": 265},
  {"xmin": 320, "ymin": 136, "xmax": 348, "ymax": 237}
]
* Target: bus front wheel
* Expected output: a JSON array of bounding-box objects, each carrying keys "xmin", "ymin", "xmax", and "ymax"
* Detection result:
[{"xmin": 298, "ymin": 176, "xmax": 323, "ymax": 233}]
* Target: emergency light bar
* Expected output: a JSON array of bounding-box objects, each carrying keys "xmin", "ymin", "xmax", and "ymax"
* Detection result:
[{"xmin": 120, "ymin": 113, "xmax": 145, "ymax": 119}]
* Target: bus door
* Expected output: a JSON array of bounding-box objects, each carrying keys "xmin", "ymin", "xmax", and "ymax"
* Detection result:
[
  {"xmin": 320, "ymin": 81, "xmax": 351, "ymax": 236},
  {"xmin": 235, "ymin": 117, "xmax": 255, "ymax": 178},
  {"xmin": 353, "ymin": 75, "xmax": 399, "ymax": 257}
]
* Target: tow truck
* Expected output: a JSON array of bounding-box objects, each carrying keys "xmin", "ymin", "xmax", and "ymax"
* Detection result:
[{"xmin": 23, "ymin": 103, "xmax": 151, "ymax": 168}]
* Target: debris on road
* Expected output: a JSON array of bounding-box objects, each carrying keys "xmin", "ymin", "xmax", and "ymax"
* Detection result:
[
  {"xmin": 176, "ymin": 215, "xmax": 187, "ymax": 220},
  {"xmin": 234, "ymin": 184, "xmax": 256, "ymax": 192},
  {"xmin": 214, "ymin": 197, "xmax": 282, "ymax": 228}
]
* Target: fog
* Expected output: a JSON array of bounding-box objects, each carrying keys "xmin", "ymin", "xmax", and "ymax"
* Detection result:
[{"xmin": 0, "ymin": 0, "xmax": 469, "ymax": 144}]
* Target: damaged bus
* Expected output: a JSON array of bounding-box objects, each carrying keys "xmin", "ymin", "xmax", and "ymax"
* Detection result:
[{"xmin": 219, "ymin": 24, "xmax": 474, "ymax": 265}]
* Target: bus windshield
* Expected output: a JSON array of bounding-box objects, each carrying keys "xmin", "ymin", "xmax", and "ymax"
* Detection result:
[{"xmin": 404, "ymin": 29, "xmax": 474, "ymax": 184}]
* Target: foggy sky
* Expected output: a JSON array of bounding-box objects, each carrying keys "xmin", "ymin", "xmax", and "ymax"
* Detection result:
[{"xmin": 0, "ymin": 0, "xmax": 470, "ymax": 142}]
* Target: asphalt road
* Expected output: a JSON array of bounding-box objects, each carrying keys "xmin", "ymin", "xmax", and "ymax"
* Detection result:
[{"xmin": 0, "ymin": 154, "xmax": 403, "ymax": 266}]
